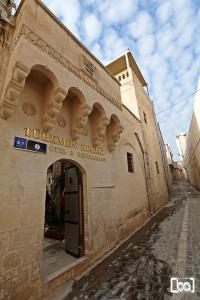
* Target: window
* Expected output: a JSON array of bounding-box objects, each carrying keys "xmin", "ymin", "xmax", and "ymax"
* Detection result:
[
  {"xmin": 127, "ymin": 152, "xmax": 134, "ymax": 173},
  {"xmin": 122, "ymin": 73, "xmax": 125, "ymax": 79},
  {"xmin": 118, "ymin": 76, "xmax": 121, "ymax": 81},
  {"xmin": 143, "ymin": 112, "xmax": 147, "ymax": 123},
  {"xmin": 155, "ymin": 161, "xmax": 159, "ymax": 174}
]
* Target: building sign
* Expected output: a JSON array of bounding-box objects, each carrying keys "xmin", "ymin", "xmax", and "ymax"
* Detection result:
[
  {"xmin": 81, "ymin": 55, "xmax": 97, "ymax": 81},
  {"xmin": 14, "ymin": 137, "xmax": 27, "ymax": 150},
  {"xmin": 14, "ymin": 136, "xmax": 47, "ymax": 154},
  {"xmin": 19, "ymin": 128, "xmax": 106, "ymax": 162},
  {"xmin": 27, "ymin": 140, "xmax": 47, "ymax": 153},
  {"xmin": 24, "ymin": 128, "xmax": 104, "ymax": 156}
]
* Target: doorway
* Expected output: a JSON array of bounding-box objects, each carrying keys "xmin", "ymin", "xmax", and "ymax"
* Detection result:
[{"xmin": 43, "ymin": 160, "xmax": 84, "ymax": 277}]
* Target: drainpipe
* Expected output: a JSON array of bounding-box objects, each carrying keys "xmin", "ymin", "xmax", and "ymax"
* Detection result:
[{"xmin": 134, "ymin": 132, "xmax": 151, "ymax": 215}]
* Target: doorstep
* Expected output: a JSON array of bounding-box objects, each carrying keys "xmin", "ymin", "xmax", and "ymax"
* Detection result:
[{"xmin": 43, "ymin": 256, "xmax": 90, "ymax": 298}]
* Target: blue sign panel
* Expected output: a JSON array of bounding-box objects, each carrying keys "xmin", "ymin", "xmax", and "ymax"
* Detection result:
[{"xmin": 14, "ymin": 137, "xmax": 27, "ymax": 150}]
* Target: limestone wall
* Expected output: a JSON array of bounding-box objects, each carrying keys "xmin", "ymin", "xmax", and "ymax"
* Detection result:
[
  {"xmin": 0, "ymin": 1, "xmax": 170, "ymax": 299},
  {"xmin": 184, "ymin": 84, "xmax": 200, "ymax": 189}
]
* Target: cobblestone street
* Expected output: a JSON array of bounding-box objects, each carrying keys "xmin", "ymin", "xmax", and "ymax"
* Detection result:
[{"xmin": 66, "ymin": 182, "xmax": 200, "ymax": 300}]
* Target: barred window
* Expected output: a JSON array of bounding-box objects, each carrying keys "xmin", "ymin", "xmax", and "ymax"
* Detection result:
[{"xmin": 127, "ymin": 152, "xmax": 134, "ymax": 173}]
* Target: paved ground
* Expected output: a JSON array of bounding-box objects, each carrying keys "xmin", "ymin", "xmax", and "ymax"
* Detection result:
[{"xmin": 65, "ymin": 182, "xmax": 200, "ymax": 300}]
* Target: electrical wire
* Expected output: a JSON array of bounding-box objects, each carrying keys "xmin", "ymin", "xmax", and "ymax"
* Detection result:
[{"xmin": 156, "ymin": 88, "xmax": 200, "ymax": 116}]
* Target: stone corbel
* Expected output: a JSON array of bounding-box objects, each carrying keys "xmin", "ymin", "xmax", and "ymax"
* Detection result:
[
  {"xmin": 72, "ymin": 103, "xmax": 92, "ymax": 140},
  {"xmin": 0, "ymin": 61, "xmax": 30, "ymax": 119},
  {"xmin": 92, "ymin": 116, "xmax": 110, "ymax": 147},
  {"xmin": 108, "ymin": 124, "xmax": 124, "ymax": 152},
  {"xmin": 43, "ymin": 87, "xmax": 66, "ymax": 132}
]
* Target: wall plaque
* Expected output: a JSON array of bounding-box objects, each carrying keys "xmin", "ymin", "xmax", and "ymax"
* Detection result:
[
  {"xmin": 81, "ymin": 55, "xmax": 97, "ymax": 81},
  {"xmin": 14, "ymin": 137, "xmax": 27, "ymax": 149}
]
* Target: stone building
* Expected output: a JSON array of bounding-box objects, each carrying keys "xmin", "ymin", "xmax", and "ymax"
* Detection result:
[
  {"xmin": 165, "ymin": 143, "xmax": 186, "ymax": 182},
  {"xmin": 176, "ymin": 132, "xmax": 187, "ymax": 162},
  {"xmin": 180, "ymin": 79, "xmax": 200, "ymax": 189},
  {"xmin": 0, "ymin": 0, "xmax": 171, "ymax": 299}
]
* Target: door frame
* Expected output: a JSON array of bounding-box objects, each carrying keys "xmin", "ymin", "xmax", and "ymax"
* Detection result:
[{"xmin": 64, "ymin": 163, "xmax": 84, "ymax": 258}]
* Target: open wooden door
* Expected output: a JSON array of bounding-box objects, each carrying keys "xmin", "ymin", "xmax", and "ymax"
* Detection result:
[{"xmin": 64, "ymin": 164, "xmax": 84, "ymax": 258}]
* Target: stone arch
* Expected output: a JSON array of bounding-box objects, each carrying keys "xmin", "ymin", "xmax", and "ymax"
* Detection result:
[
  {"xmin": 0, "ymin": 61, "xmax": 67, "ymax": 132},
  {"xmin": 107, "ymin": 114, "xmax": 124, "ymax": 152},
  {"xmin": 43, "ymin": 158, "xmax": 89, "ymax": 275},
  {"xmin": 24, "ymin": 64, "xmax": 66, "ymax": 131},
  {"xmin": 62, "ymin": 87, "xmax": 92, "ymax": 141},
  {"xmin": 88, "ymin": 102, "xmax": 109, "ymax": 148},
  {"xmin": 31, "ymin": 65, "xmax": 67, "ymax": 132},
  {"xmin": 31, "ymin": 64, "xmax": 59, "ymax": 88}
]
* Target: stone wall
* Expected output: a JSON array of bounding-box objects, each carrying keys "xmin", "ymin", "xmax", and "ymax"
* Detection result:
[
  {"xmin": 183, "ymin": 80, "xmax": 200, "ymax": 189},
  {"xmin": 0, "ymin": 1, "xmax": 170, "ymax": 299}
]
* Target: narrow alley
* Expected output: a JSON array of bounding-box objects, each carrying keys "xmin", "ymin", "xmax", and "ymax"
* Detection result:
[{"xmin": 66, "ymin": 183, "xmax": 200, "ymax": 300}]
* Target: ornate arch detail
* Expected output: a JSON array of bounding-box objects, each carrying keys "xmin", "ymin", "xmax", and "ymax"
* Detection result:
[
  {"xmin": 0, "ymin": 61, "xmax": 30, "ymax": 119},
  {"xmin": 67, "ymin": 87, "xmax": 92, "ymax": 141},
  {"xmin": 43, "ymin": 87, "xmax": 67, "ymax": 132},
  {"xmin": 72, "ymin": 103, "xmax": 92, "ymax": 140},
  {"xmin": 89, "ymin": 103, "xmax": 109, "ymax": 147},
  {"xmin": 93, "ymin": 115, "xmax": 110, "ymax": 147},
  {"xmin": 107, "ymin": 114, "xmax": 124, "ymax": 152}
]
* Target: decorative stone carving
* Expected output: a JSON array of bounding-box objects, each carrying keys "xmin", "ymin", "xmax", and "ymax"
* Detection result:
[
  {"xmin": 14, "ymin": 25, "xmax": 122, "ymax": 110},
  {"xmin": 0, "ymin": 61, "xmax": 30, "ymax": 119},
  {"xmin": 22, "ymin": 102, "xmax": 36, "ymax": 116},
  {"xmin": 92, "ymin": 116, "xmax": 110, "ymax": 147},
  {"xmin": 42, "ymin": 116, "xmax": 56, "ymax": 132},
  {"xmin": 57, "ymin": 115, "xmax": 67, "ymax": 128},
  {"xmin": 108, "ymin": 123, "xmax": 124, "ymax": 152},
  {"xmin": 72, "ymin": 104, "xmax": 92, "ymax": 140},
  {"xmin": 43, "ymin": 87, "xmax": 66, "ymax": 132}
]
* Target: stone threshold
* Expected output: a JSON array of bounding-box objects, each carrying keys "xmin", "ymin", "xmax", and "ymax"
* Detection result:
[
  {"xmin": 43, "ymin": 256, "xmax": 90, "ymax": 298},
  {"xmin": 43, "ymin": 256, "xmax": 88, "ymax": 283}
]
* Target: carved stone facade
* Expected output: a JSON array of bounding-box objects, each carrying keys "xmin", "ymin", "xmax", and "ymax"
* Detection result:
[
  {"xmin": 22, "ymin": 102, "xmax": 37, "ymax": 116},
  {"xmin": 43, "ymin": 87, "xmax": 66, "ymax": 131},
  {"xmin": 72, "ymin": 103, "xmax": 92, "ymax": 140},
  {"xmin": 93, "ymin": 116, "xmax": 110, "ymax": 147},
  {"xmin": 0, "ymin": 61, "xmax": 30, "ymax": 119},
  {"xmin": 12, "ymin": 24, "xmax": 122, "ymax": 110},
  {"xmin": 108, "ymin": 121, "xmax": 124, "ymax": 152},
  {"xmin": 0, "ymin": 1, "xmax": 171, "ymax": 300}
]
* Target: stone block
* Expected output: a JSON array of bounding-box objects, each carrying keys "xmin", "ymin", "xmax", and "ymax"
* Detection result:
[
  {"xmin": 9, "ymin": 230, "xmax": 24, "ymax": 249},
  {"xmin": 0, "ymin": 232, "xmax": 10, "ymax": 253},
  {"xmin": 19, "ymin": 204, "xmax": 44, "ymax": 227},
  {"xmin": 0, "ymin": 205, "xmax": 18, "ymax": 234},
  {"xmin": 1, "ymin": 250, "xmax": 23, "ymax": 274},
  {"xmin": 23, "ymin": 244, "xmax": 42, "ymax": 264},
  {"xmin": 0, "ymin": 277, "xmax": 4, "ymax": 299},
  {"xmin": 72, "ymin": 258, "xmax": 90, "ymax": 277},
  {"xmin": 32, "ymin": 260, "xmax": 42, "ymax": 281},
  {"xmin": 45, "ymin": 269, "xmax": 72, "ymax": 294},
  {"xmin": 4, "ymin": 265, "xmax": 31, "ymax": 296},
  {"xmin": 35, "ymin": 226, "xmax": 44, "ymax": 245}
]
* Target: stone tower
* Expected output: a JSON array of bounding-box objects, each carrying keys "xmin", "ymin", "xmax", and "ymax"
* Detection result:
[{"xmin": 0, "ymin": 0, "xmax": 16, "ymax": 98}]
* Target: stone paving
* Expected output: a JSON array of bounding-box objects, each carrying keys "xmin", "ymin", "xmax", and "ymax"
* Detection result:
[{"xmin": 65, "ymin": 182, "xmax": 200, "ymax": 300}]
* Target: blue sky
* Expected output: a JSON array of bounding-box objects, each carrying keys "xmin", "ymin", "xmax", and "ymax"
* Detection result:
[{"xmin": 15, "ymin": 0, "xmax": 200, "ymax": 159}]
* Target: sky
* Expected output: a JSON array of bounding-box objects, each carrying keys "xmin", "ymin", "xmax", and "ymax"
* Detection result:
[{"xmin": 15, "ymin": 0, "xmax": 200, "ymax": 159}]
